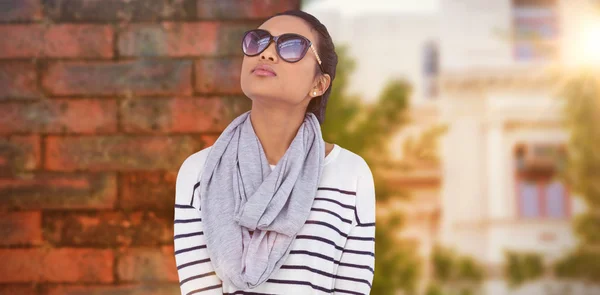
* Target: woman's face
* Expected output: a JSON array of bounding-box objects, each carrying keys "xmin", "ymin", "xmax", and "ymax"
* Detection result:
[{"xmin": 240, "ymin": 15, "xmax": 326, "ymax": 109}]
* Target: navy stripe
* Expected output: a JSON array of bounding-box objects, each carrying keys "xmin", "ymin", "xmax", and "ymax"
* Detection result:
[
  {"xmin": 357, "ymin": 222, "xmax": 376, "ymax": 227},
  {"xmin": 339, "ymin": 261, "xmax": 375, "ymax": 274},
  {"xmin": 224, "ymin": 292, "xmax": 276, "ymax": 295},
  {"xmin": 174, "ymin": 218, "xmax": 202, "ymax": 224},
  {"xmin": 296, "ymin": 235, "xmax": 343, "ymax": 251},
  {"xmin": 175, "ymin": 204, "xmax": 195, "ymax": 209},
  {"xmin": 342, "ymin": 249, "xmax": 375, "ymax": 257},
  {"xmin": 187, "ymin": 283, "xmax": 222, "ymax": 295},
  {"xmin": 333, "ymin": 288, "xmax": 363, "ymax": 295},
  {"xmin": 347, "ymin": 236, "xmax": 375, "ymax": 241},
  {"xmin": 280, "ymin": 265, "xmax": 371, "ymax": 288},
  {"xmin": 290, "ymin": 250, "xmax": 337, "ymax": 263},
  {"xmin": 311, "ymin": 207, "xmax": 352, "ymax": 224},
  {"xmin": 190, "ymin": 181, "xmax": 200, "ymax": 207},
  {"xmin": 177, "ymin": 258, "xmax": 211, "ymax": 270},
  {"xmin": 318, "ymin": 187, "xmax": 356, "ymax": 195},
  {"xmin": 314, "ymin": 197, "xmax": 355, "ymax": 210},
  {"xmin": 354, "ymin": 208, "xmax": 375, "ymax": 227},
  {"xmin": 180, "ymin": 271, "xmax": 216, "ymax": 286},
  {"xmin": 305, "ymin": 220, "xmax": 348, "ymax": 238},
  {"xmin": 175, "ymin": 244, "xmax": 207, "ymax": 255},
  {"xmin": 174, "ymin": 231, "xmax": 204, "ymax": 239},
  {"xmin": 266, "ymin": 279, "xmax": 332, "ymax": 293}
]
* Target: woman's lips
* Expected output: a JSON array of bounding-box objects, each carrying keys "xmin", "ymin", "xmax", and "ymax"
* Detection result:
[{"xmin": 252, "ymin": 65, "xmax": 276, "ymax": 77}]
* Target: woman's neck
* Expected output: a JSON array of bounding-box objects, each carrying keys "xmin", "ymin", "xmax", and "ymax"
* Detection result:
[{"xmin": 249, "ymin": 107, "xmax": 306, "ymax": 166}]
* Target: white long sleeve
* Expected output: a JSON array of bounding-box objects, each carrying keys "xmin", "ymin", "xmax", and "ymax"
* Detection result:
[{"xmin": 174, "ymin": 144, "xmax": 376, "ymax": 295}]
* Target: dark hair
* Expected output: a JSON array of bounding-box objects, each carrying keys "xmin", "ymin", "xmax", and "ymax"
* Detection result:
[{"xmin": 267, "ymin": 10, "xmax": 338, "ymax": 125}]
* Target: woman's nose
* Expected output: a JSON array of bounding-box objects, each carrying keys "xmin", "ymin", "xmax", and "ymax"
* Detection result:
[{"xmin": 260, "ymin": 43, "xmax": 278, "ymax": 62}]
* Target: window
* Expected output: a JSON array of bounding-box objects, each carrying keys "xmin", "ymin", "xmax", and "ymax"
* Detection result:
[
  {"xmin": 422, "ymin": 41, "xmax": 439, "ymax": 99},
  {"xmin": 514, "ymin": 143, "xmax": 569, "ymax": 219},
  {"xmin": 512, "ymin": 0, "xmax": 559, "ymax": 61}
]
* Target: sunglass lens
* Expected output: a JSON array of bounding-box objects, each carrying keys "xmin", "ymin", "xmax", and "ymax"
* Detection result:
[
  {"xmin": 277, "ymin": 35, "xmax": 308, "ymax": 62},
  {"xmin": 242, "ymin": 30, "xmax": 271, "ymax": 56}
]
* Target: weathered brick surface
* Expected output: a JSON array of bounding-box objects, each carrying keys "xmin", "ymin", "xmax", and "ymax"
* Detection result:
[
  {"xmin": 45, "ymin": 135, "xmax": 213, "ymax": 171},
  {"xmin": 0, "ymin": 0, "xmax": 300, "ymax": 290},
  {"xmin": 120, "ymin": 171, "xmax": 177, "ymax": 210},
  {"xmin": 0, "ymin": 248, "xmax": 113, "ymax": 283},
  {"xmin": 197, "ymin": 0, "xmax": 300, "ymax": 19},
  {"xmin": 0, "ymin": 285, "xmax": 38, "ymax": 295},
  {"xmin": 118, "ymin": 22, "xmax": 219, "ymax": 57},
  {"xmin": 195, "ymin": 58, "xmax": 243, "ymax": 94},
  {"xmin": 120, "ymin": 97, "xmax": 250, "ymax": 133},
  {"xmin": 0, "ymin": 173, "xmax": 117, "ymax": 209},
  {"xmin": 0, "ymin": 0, "xmax": 42, "ymax": 22},
  {"xmin": 44, "ymin": 284, "xmax": 180, "ymax": 295},
  {"xmin": 116, "ymin": 246, "xmax": 178, "ymax": 282},
  {"xmin": 43, "ymin": 211, "xmax": 173, "ymax": 247},
  {"xmin": 42, "ymin": 60, "xmax": 193, "ymax": 96},
  {"xmin": 0, "ymin": 211, "xmax": 42, "ymax": 246},
  {"xmin": 43, "ymin": 0, "xmax": 196, "ymax": 22},
  {"xmin": 0, "ymin": 135, "xmax": 40, "ymax": 174},
  {"xmin": 0, "ymin": 99, "xmax": 118, "ymax": 134},
  {"xmin": 0, "ymin": 24, "xmax": 113, "ymax": 59},
  {"xmin": 0, "ymin": 62, "xmax": 41, "ymax": 100}
]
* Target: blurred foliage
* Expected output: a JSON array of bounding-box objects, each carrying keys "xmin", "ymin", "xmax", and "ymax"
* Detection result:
[
  {"xmin": 401, "ymin": 124, "xmax": 448, "ymax": 169},
  {"xmin": 426, "ymin": 246, "xmax": 484, "ymax": 295},
  {"xmin": 504, "ymin": 251, "xmax": 544, "ymax": 287},
  {"xmin": 371, "ymin": 216, "xmax": 421, "ymax": 295},
  {"xmin": 320, "ymin": 45, "xmax": 417, "ymax": 294},
  {"xmin": 321, "ymin": 45, "xmax": 410, "ymax": 202},
  {"xmin": 555, "ymin": 71, "xmax": 600, "ymax": 283}
]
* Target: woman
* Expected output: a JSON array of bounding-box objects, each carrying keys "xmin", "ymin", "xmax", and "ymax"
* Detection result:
[{"xmin": 174, "ymin": 10, "xmax": 376, "ymax": 295}]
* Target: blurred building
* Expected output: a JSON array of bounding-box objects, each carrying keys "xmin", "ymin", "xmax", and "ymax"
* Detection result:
[{"xmin": 438, "ymin": 0, "xmax": 597, "ymax": 294}]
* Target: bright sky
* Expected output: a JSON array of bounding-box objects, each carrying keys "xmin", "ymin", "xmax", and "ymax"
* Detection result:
[{"xmin": 304, "ymin": 0, "xmax": 439, "ymax": 16}]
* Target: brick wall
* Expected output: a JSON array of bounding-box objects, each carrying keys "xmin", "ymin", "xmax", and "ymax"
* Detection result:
[{"xmin": 0, "ymin": 0, "xmax": 300, "ymax": 294}]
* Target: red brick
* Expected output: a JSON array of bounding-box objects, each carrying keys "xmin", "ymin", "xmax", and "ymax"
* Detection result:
[
  {"xmin": 0, "ymin": 285, "xmax": 38, "ymax": 295},
  {"xmin": 217, "ymin": 22, "xmax": 262, "ymax": 56},
  {"xmin": 0, "ymin": 62, "xmax": 41, "ymax": 99},
  {"xmin": 0, "ymin": 248, "xmax": 113, "ymax": 283},
  {"xmin": 117, "ymin": 246, "xmax": 178, "ymax": 282},
  {"xmin": 44, "ymin": 0, "xmax": 195, "ymax": 22},
  {"xmin": 43, "ymin": 211, "xmax": 173, "ymax": 247},
  {"xmin": 0, "ymin": 173, "xmax": 116, "ymax": 210},
  {"xmin": 44, "ymin": 284, "xmax": 180, "ymax": 295},
  {"xmin": 0, "ymin": 135, "xmax": 40, "ymax": 174},
  {"xmin": 120, "ymin": 172, "xmax": 177, "ymax": 210},
  {"xmin": 118, "ymin": 22, "xmax": 219, "ymax": 57},
  {"xmin": 0, "ymin": 99, "xmax": 117, "ymax": 134},
  {"xmin": 42, "ymin": 61, "xmax": 193, "ymax": 96},
  {"xmin": 0, "ymin": 0, "xmax": 42, "ymax": 22},
  {"xmin": 120, "ymin": 97, "xmax": 250, "ymax": 133},
  {"xmin": 0, "ymin": 24, "xmax": 113, "ymax": 59},
  {"xmin": 197, "ymin": 0, "xmax": 300, "ymax": 19},
  {"xmin": 195, "ymin": 58, "xmax": 243, "ymax": 94},
  {"xmin": 45, "ymin": 135, "xmax": 213, "ymax": 171},
  {"xmin": 0, "ymin": 211, "xmax": 42, "ymax": 246}
]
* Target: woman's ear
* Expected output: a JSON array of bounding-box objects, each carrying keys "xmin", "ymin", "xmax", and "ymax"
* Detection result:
[{"xmin": 313, "ymin": 73, "xmax": 331, "ymax": 97}]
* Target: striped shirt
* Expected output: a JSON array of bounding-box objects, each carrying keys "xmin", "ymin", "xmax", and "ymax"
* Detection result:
[{"xmin": 174, "ymin": 144, "xmax": 376, "ymax": 295}]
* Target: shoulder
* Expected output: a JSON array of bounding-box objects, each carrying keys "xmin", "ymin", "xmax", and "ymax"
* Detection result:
[
  {"xmin": 175, "ymin": 146, "xmax": 213, "ymax": 204},
  {"xmin": 333, "ymin": 145, "xmax": 374, "ymax": 180},
  {"xmin": 177, "ymin": 146, "xmax": 212, "ymax": 179}
]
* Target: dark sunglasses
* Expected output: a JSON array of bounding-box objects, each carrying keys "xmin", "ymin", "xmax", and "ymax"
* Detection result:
[{"xmin": 241, "ymin": 29, "xmax": 324, "ymax": 73}]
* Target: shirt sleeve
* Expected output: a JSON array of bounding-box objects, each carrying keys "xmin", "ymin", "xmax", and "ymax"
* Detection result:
[
  {"xmin": 333, "ymin": 158, "xmax": 376, "ymax": 295},
  {"xmin": 174, "ymin": 152, "xmax": 223, "ymax": 295}
]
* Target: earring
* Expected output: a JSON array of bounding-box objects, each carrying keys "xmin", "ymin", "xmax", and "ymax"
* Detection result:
[{"xmin": 313, "ymin": 91, "xmax": 317, "ymax": 96}]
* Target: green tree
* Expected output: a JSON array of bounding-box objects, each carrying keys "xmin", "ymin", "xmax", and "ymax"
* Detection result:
[
  {"xmin": 426, "ymin": 246, "xmax": 484, "ymax": 295},
  {"xmin": 554, "ymin": 71, "xmax": 600, "ymax": 283},
  {"xmin": 320, "ymin": 45, "xmax": 418, "ymax": 294}
]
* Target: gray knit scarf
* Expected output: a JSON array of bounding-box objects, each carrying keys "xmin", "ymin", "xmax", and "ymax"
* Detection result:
[{"xmin": 198, "ymin": 110, "xmax": 325, "ymax": 289}]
